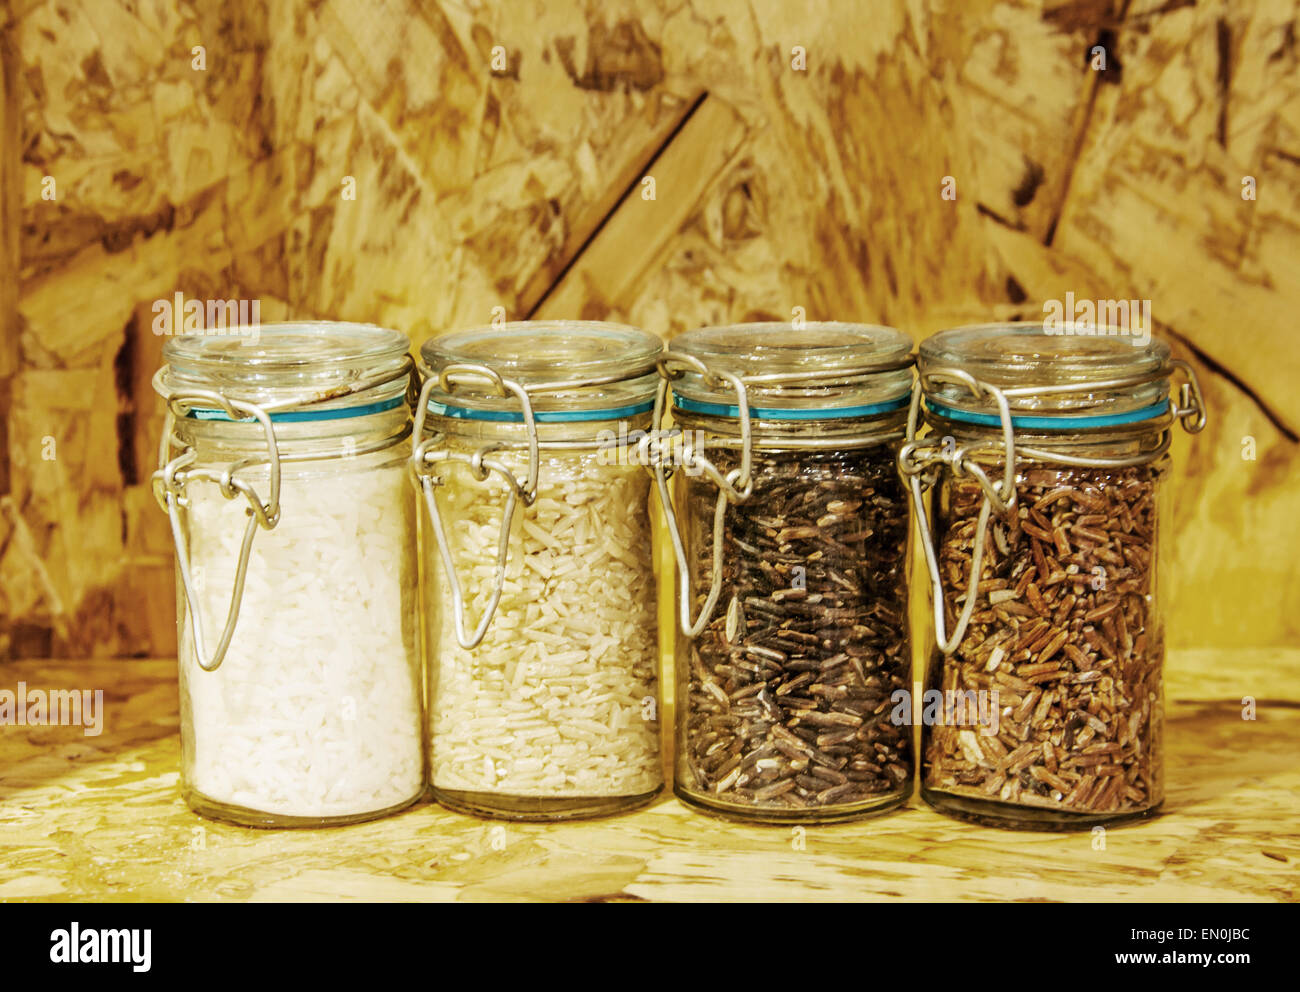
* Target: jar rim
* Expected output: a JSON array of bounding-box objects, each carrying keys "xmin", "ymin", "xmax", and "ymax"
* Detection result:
[
  {"xmin": 672, "ymin": 321, "xmax": 912, "ymax": 375},
  {"xmin": 421, "ymin": 321, "xmax": 662, "ymax": 385},
  {"xmin": 919, "ymin": 321, "xmax": 1170, "ymax": 376},
  {"xmin": 669, "ymin": 322, "xmax": 914, "ymax": 421},
  {"xmin": 420, "ymin": 321, "xmax": 662, "ymax": 421},
  {"xmin": 163, "ymin": 321, "xmax": 409, "ymax": 374},
  {"xmin": 158, "ymin": 322, "xmax": 411, "ymax": 414},
  {"xmin": 918, "ymin": 322, "xmax": 1172, "ymax": 424}
]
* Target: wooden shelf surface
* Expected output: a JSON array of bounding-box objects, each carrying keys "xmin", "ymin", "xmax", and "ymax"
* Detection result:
[{"xmin": 0, "ymin": 651, "xmax": 1296, "ymax": 902}]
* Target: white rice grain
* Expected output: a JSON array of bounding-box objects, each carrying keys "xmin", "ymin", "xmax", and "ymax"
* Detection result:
[
  {"xmin": 179, "ymin": 459, "xmax": 422, "ymax": 819},
  {"xmin": 428, "ymin": 450, "xmax": 661, "ymax": 798}
]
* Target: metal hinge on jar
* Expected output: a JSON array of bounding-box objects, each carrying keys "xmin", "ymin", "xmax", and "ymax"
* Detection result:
[
  {"xmin": 152, "ymin": 388, "xmax": 284, "ymax": 673},
  {"xmin": 410, "ymin": 361, "xmax": 540, "ymax": 650},
  {"xmin": 649, "ymin": 348, "xmax": 917, "ymax": 638},
  {"xmin": 899, "ymin": 360, "xmax": 1206, "ymax": 656},
  {"xmin": 649, "ymin": 351, "xmax": 755, "ymax": 638},
  {"xmin": 152, "ymin": 356, "xmax": 415, "ymax": 672}
]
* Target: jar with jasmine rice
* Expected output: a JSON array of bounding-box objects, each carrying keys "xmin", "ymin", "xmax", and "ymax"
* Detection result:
[
  {"xmin": 902, "ymin": 323, "xmax": 1207, "ymax": 829},
  {"xmin": 153, "ymin": 323, "xmax": 423, "ymax": 827},
  {"xmin": 414, "ymin": 321, "xmax": 664, "ymax": 820}
]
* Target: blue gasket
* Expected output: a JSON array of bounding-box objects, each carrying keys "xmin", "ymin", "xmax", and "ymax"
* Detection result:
[
  {"xmin": 671, "ymin": 393, "xmax": 909, "ymax": 421},
  {"xmin": 186, "ymin": 395, "xmax": 406, "ymax": 423},
  {"xmin": 426, "ymin": 399, "xmax": 656, "ymax": 423},
  {"xmin": 925, "ymin": 399, "xmax": 1169, "ymax": 430}
]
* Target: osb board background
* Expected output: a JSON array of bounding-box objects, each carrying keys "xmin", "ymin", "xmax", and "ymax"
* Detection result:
[{"xmin": 0, "ymin": 0, "xmax": 1297, "ymax": 659}]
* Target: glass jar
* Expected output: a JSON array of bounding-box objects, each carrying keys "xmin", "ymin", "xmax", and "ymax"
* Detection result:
[
  {"xmin": 658, "ymin": 323, "xmax": 916, "ymax": 823},
  {"xmin": 152, "ymin": 322, "xmax": 424, "ymax": 827},
  {"xmin": 414, "ymin": 321, "xmax": 664, "ymax": 821},
  {"xmin": 904, "ymin": 322, "xmax": 1207, "ymax": 830}
]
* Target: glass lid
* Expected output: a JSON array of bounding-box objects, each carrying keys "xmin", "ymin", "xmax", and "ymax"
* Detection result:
[
  {"xmin": 159, "ymin": 322, "xmax": 411, "ymax": 410},
  {"xmin": 420, "ymin": 321, "xmax": 662, "ymax": 419},
  {"xmin": 918, "ymin": 323, "xmax": 1172, "ymax": 425},
  {"xmin": 669, "ymin": 322, "xmax": 914, "ymax": 419}
]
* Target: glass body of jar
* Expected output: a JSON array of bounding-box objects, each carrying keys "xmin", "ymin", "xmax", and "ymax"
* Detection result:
[
  {"xmin": 671, "ymin": 416, "xmax": 914, "ymax": 823},
  {"xmin": 919, "ymin": 426, "xmax": 1171, "ymax": 830},
  {"xmin": 662, "ymin": 321, "xmax": 917, "ymax": 824},
  {"xmin": 159, "ymin": 325, "xmax": 424, "ymax": 827},
  {"xmin": 910, "ymin": 321, "xmax": 1204, "ymax": 830},
  {"xmin": 418, "ymin": 322, "xmax": 664, "ymax": 820}
]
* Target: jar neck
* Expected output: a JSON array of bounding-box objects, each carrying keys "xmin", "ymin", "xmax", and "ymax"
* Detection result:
[
  {"xmin": 674, "ymin": 408, "xmax": 907, "ymax": 448},
  {"xmin": 176, "ymin": 406, "xmax": 411, "ymax": 461},
  {"xmin": 425, "ymin": 411, "xmax": 655, "ymax": 448},
  {"xmin": 922, "ymin": 411, "xmax": 1170, "ymax": 460}
]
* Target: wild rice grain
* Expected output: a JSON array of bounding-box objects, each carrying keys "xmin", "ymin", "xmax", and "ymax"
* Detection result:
[{"xmin": 679, "ymin": 446, "xmax": 912, "ymax": 814}]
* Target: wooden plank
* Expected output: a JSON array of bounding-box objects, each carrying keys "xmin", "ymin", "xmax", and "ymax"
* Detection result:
[
  {"xmin": 532, "ymin": 95, "xmax": 749, "ymax": 322},
  {"xmin": 2, "ymin": 0, "xmax": 1298, "ymax": 658},
  {"xmin": 517, "ymin": 91, "xmax": 704, "ymax": 316},
  {"xmin": 602, "ymin": 0, "xmax": 1010, "ymax": 335},
  {"xmin": 951, "ymin": 0, "xmax": 1120, "ymax": 242},
  {"xmin": 2, "ymin": 366, "xmax": 123, "ymax": 656},
  {"xmin": 303, "ymin": 0, "xmax": 704, "ymax": 329},
  {"xmin": 0, "ymin": 651, "xmax": 1293, "ymax": 902},
  {"xmin": 0, "ymin": 12, "xmax": 17, "ymax": 380}
]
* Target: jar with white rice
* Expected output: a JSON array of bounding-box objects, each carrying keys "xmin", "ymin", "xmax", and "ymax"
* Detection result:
[
  {"xmin": 153, "ymin": 323, "xmax": 424, "ymax": 826},
  {"xmin": 414, "ymin": 322, "xmax": 663, "ymax": 820}
]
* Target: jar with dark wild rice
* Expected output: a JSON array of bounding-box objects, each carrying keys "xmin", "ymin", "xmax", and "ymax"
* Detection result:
[
  {"xmin": 656, "ymin": 323, "xmax": 916, "ymax": 823},
  {"xmin": 903, "ymin": 323, "xmax": 1206, "ymax": 830}
]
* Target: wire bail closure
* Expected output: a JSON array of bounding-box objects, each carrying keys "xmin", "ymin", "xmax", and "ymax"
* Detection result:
[
  {"xmin": 650, "ymin": 349, "xmax": 916, "ymax": 638},
  {"xmin": 151, "ymin": 388, "xmax": 283, "ymax": 673},
  {"xmin": 152, "ymin": 355, "xmax": 416, "ymax": 673},
  {"xmin": 411, "ymin": 361, "xmax": 540, "ymax": 650},
  {"xmin": 650, "ymin": 351, "xmax": 755, "ymax": 638},
  {"xmin": 900, "ymin": 359, "xmax": 1207, "ymax": 657},
  {"xmin": 1170, "ymin": 358, "xmax": 1207, "ymax": 434},
  {"xmin": 899, "ymin": 370, "xmax": 1017, "ymax": 655}
]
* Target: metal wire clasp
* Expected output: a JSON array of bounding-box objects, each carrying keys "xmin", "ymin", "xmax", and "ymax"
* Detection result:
[
  {"xmin": 1170, "ymin": 358, "xmax": 1207, "ymax": 434},
  {"xmin": 411, "ymin": 362, "xmax": 540, "ymax": 650},
  {"xmin": 150, "ymin": 387, "xmax": 283, "ymax": 673},
  {"xmin": 650, "ymin": 351, "xmax": 754, "ymax": 638},
  {"xmin": 900, "ymin": 358, "xmax": 1208, "ymax": 656},
  {"xmin": 899, "ymin": 369, "xmax": 1017, "ymax": 656}
]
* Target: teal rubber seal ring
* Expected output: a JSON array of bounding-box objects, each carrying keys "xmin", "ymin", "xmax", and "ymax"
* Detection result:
[
  {"xmin": 925, "ymin": 399, "xmax": 1170, "ymax": 430},
  {"xmin": 426, "ymin": 399, "xmax": 656, "ymax": 423},
  {"xmin": 186, "ymin": 395, "xmax": 406, "ymax": 423},
  {"xmin": 672, "ymin": 393, "xmax": 910, "ymax": 421}
]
